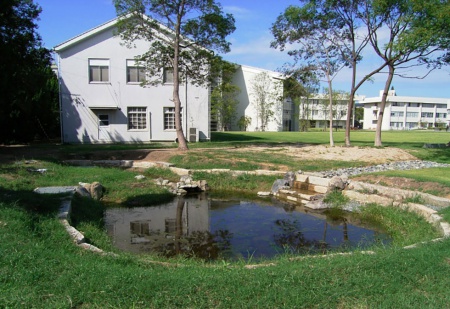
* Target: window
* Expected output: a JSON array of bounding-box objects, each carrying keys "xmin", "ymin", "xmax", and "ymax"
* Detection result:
[
  {"xmin": 98, "ymin": 114, "xmax": 109, "ymax": 126},
  {"xmin": 390, "ymin": 111, "xmax": 404, "ymax": 117},
  {"xmin": 421, "ymin": 112, "xmax": 434, "ymax": 118},
  {"xmin": 406, "ymin": 112, "xmax": 418, "ymax": 118},
  {"xmin": 126, "ymin": 60, "xmax": 145, "ymax": 83},
  {"xmin": 408, "ymin": 103, "xmax": 420, "ymax": 107},
  {"xmin": 164, "ymin": 107, "xmax": 182, "ymax": 130},
  {"xmin": 89, "ymin": 59, "xmax": 109, "ymax": 82},
  {"xmin": 130, "ymin": 221, "xmax": 150, "ymax": 236},
  {"xmin": 406, "ymin": 122, "xmax": 418, "ymax": 129},
  {"xmin": 390, "ymin": 122, "xmax": 403, "ymax": 128},
  {"xmin": 392, "ymin": 102, "xmax": 404, "ymax": 107},
  {"xmin": 422, "ymin": 103, "xmax": 434, "ymax": 108},
  {"xmin": 128, "ymin": 107, "xmax": 147, "ymax": 130},
  {"xmin": 163, "ymin": 68, "xmax": 174, "ymax": 84},
  {"xmin": 436, "ymin": 104, "xmax": 447, "ymax": 109},
  {"xmin": 436, "ymin": 113, "xmax": 447, "ymax": 118}
]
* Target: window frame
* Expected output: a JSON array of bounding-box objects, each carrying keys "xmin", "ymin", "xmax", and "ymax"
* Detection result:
[
  {"xmin": 88, "ymin": 59, "xmax": 110, "ymax": 83},
  {"xmin": 126, "ymin": 60, "xmax": 146, "ymax": 84},
  {"xmin": 163, "ymin": 68, "xmax": 174, "ymax": 84},
  {"xmin": 163, "ymin": 107, "xmax": 182, "ymax": 131},
  {"xmin": 127, "ymin": 107, "xmax": 147, "ymax": 131},
  {"xmin": 98, "ymin": 114, "xmax": 109, "ymax": 127}
]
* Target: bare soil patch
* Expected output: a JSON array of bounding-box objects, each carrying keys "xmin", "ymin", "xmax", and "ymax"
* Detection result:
[
  {"xmin": 228, "ymin": 145, "xmax": 418, "ymax": 164},
  {"xmin": 351, "ymin": 175, "xmax": 450, "ymax": 198}
]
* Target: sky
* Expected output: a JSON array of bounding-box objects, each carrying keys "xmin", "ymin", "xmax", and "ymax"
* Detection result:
[{"xmin": 36, "ymin": 0, "xmax": 450, "ymax": 98}]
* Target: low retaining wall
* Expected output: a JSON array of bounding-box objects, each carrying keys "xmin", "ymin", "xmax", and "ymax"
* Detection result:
[{"xmin": 34, "ymin": 186, "xmax": 113, "ymax": 255}]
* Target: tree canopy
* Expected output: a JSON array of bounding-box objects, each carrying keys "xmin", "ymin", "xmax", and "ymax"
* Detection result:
[
  {"xmin": 0, "ymin": 0, "xmax": 59, "ymax": 143},
  {"xmin": 114, "ymin": 0, "xmax": 235, "ymax": 150}
]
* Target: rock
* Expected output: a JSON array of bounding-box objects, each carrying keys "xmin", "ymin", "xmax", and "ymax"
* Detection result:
[
  {"xmin": 75, "ymin": 186, "xmax": 91, "ymax": 198},
  {"xmin": 76, "ymin": 182, "xmax": 104, "ymax": 200},
  {"xmin": 329, "ymin": 176, "xmax": 346, "ymax": 190},
  {"xmin": 284, "ymin": 172, "xmax": 296, "ymax": 187},
  {"xmin": 180, "ymin": 175, "xmax": 193, "ymax": 184},
  {"xmin": 258, "ymin": 191, "xmax": 271, "ymax": 197},
  {"xmin": 135, "ymin": 175, "xmax": 146, "ymax": 180},
  {"xmin": 90, "ymin": 182, "xmax": 104, "ymax": 200},
  {"xmin": 271, "ymin": 179, "xmax": 289, "ymax": 195}
]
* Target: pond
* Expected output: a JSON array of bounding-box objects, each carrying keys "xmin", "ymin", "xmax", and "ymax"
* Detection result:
[{"xmin": 104, "ymin": 194, "xmax": 390, "ymax": 261}]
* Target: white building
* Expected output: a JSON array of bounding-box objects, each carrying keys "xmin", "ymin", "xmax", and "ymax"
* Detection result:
[
  {"xmin": 298, "ymin": 93, "xmax": 362, "ymax": 130},
  {"xmin": 54, "ymin": 17, "xmax": 295, "ymax": 143},
  {"xmin": 230, "ymin": 65, "xmax": 297, "ymax": 132},
  {"xmin": 361, "ymin": 90, "xmax": 450, "ymax": 130},
  {"xmin": 54, "ymin": 17, "xmax": 210, "ymax": 144}
]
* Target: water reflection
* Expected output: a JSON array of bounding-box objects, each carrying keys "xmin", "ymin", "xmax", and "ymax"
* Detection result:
[{"xmin": 104, "ymin": 194, "xmax": 389, "ymax": 260}]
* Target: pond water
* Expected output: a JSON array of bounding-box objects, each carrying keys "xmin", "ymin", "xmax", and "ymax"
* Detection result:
[{"xmin": 104, "ymin": 194, "xmax": 390, "ymax": 261}]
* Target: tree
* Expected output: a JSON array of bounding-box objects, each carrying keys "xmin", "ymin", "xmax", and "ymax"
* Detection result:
[
  {"xmin": 210, "ymin": 61, "xmax": 240, "ymax": 131},
  {"xmin": 237, "ymin": 116, "xmax": 251, "ymax": 131},
  {"xmin": 114, "ymin": 0, "xmax": 235, "ymax": 150},
  {"xmin": 272, "ymin": 4, "xmax": 346, "ymax": 146},
  {"xmin": 251, "ymin": 72, "xmax": 283, "ymax": 132},
  {"xmin": 0, "ymin": 0, "xmax": 59, "ymax": 143},
  {"xmin": 363, "ymin": 0, "xmax": 449, "ymax": 146},
  {"xmin": 283, "ymin": 72, "xmax": 319, "ymax": 132}
]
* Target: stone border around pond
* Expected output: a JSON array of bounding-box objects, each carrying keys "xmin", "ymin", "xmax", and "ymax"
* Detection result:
[
  {"xmin": 34, "ymin": 186, "xmax": 116, "ymax": 256},
  {"xmin": 52, "ymin": 159, "xmax": 450, "ymax": 258}
]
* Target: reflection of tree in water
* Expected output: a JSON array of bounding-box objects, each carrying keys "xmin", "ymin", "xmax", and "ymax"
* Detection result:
[
  {"xmin": 153, "ymin": 229, "xmax": 233, "ymax": 260},
  {"xmin": 273, "ymin": 219, "xmax": 329, "ymax": 254}
]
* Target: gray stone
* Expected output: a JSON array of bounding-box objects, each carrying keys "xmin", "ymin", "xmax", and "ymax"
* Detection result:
[
  {"xmin": 329, "ymin": 176, "xmax": 346, "ymax": 190},
  {"xmin": 257, "ymin": 191, "xmax": 271, "ymax": 197},
  {"xmin": 75, "ymin": 186, "xmax": 91, "ymax": 198},
  {"xmin": 135, "ymin": 175, "xmax": 146, "ymax": 180},
  {"xmin": 90, "ymin": 182, "xmax": 104, "ymax": 200},
  {"xmin": 271, "ymin": 179, "xmax": 289, "ymax": 195},
  {"xmin": 284, "ymin": 172, "xmax": 296, "ymax": 187}
]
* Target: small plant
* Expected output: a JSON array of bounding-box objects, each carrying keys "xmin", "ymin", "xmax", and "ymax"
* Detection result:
[
  {"xmin": 323, "ymin": 189, "xmax": 349, "ymax": 208},
  {"xmin": 404, "ymin": 194, "xmax": 425, "ymax": 204}
]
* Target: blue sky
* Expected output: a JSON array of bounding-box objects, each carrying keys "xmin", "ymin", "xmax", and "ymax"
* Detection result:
[{"xmin": 36, "ymin": 0, "xmax": 449, "ymax": 98}]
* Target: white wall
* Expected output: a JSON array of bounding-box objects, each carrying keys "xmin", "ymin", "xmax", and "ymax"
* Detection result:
[
  {"xmin": 56, "ymin": 24, "xmax": 210, "ymax": 143},
  {"xmin": 231, "ymin": 65, "xmax": 284, "ymax": 132}
]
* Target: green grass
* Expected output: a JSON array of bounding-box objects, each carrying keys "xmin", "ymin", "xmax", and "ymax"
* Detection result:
[
  {"xmin": 1, "ymin": 196, "xmax": 450, "ymax": 308},
  {"xmin": 2, "ymin": 131, "xmax": 450, "ymax": 308}
]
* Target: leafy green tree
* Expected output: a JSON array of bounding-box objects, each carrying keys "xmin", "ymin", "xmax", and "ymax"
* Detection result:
[
  {"xmin": 364, "ymin": 0, "xmax": 449, "ymax": 146},
  {"xmin": 114, "ymin": 0, "xmax": 235, "ymax": 150},
  {"xmin": 251, "ymin": 72, "xmax": 283, "ymax": 132},
  {"xmin": 0, "ymin": 0, "xmax": 58, "ymax": 143},
  {"xmin": 237, "ymin": 116, "xmax": 251, "ymax": 131},
  {"xmin": 272, "ymin": 4, "xmax": 346, "ymax": 146},
  {"xmin": 210, "ymin": 61, "xmax": 240, "ymax": 131},
  {"xmin": 283, "ymin": 69, "xmax": 320, "ymax": 132}
]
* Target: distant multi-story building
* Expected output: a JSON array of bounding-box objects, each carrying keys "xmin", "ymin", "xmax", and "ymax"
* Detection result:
[
  {"xmin": 360, "ymin": 90, "xmax": 450, "ymax": 130},
  {"xmin": 298, "ymin": 93, "xmax": 360, "ymax": 130}
]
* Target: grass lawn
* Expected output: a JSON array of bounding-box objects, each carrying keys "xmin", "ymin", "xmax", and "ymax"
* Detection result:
[{"xmin": 1, "ymin": 130, "xmax": 450, "ymax": 308}]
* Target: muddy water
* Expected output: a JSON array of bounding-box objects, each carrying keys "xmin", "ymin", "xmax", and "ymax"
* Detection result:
[{"xmin": 104, "ymin": 194, "xmax": 390, "ymax": 260}]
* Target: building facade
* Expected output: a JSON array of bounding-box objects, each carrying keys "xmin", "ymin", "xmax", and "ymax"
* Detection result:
[
  {"xmin": 361, "ymin": 90, "xmax": 450, "ymax": 130},
  {"xmin": 230, "ymin": 65, "xmax": 297, "ymax": 132},
  {"xmin": 54, "ymin": 17, "xmax": 210, "ymax": 143}
]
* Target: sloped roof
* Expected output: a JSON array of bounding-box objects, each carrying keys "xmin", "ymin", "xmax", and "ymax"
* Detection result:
[{"xmin": 54, "ymin": 17, "xmax": 120, "ymax": 52}]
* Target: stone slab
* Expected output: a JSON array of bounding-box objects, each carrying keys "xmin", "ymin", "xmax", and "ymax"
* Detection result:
[
  {"xmin": 34, "ymin": 186, "xmax": 77, "ymax": 195},
  {"xmin": 308, "ymin": 176, "xmax": 330, "ymax": 187}
]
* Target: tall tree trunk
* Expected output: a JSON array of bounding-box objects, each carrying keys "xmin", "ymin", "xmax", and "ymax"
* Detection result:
[
  {"xmin": 374, "ymin": 65, "xmax": 394, "ymax": 147},
  {"xmin": 345, "ymin": 59, "xmax": 357, "ymax": 147},
  {"xmin": 328, "ymin": 79, "xmax": 334, "ymax": 147},
  {"xmin": 173, "ymin": 4, "xmax": 189, "ymax": 151}
]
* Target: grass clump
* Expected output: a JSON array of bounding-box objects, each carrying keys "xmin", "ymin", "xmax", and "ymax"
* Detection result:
[
  {"xmin": 323, "ymin": 190, "xmax": 350, "ymax": 208},
  {"xmin": 358, "ymin": 203, "xmax": 440, "ymax": 246},
  {"xmin": 404, "ymin": 194, "xmax": 425, "ymax": 204}
]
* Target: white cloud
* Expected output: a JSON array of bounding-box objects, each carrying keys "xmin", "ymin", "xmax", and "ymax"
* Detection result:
[{"xmin": 223, "ymin": 5, "xmax": 253, "ymax": 19}]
